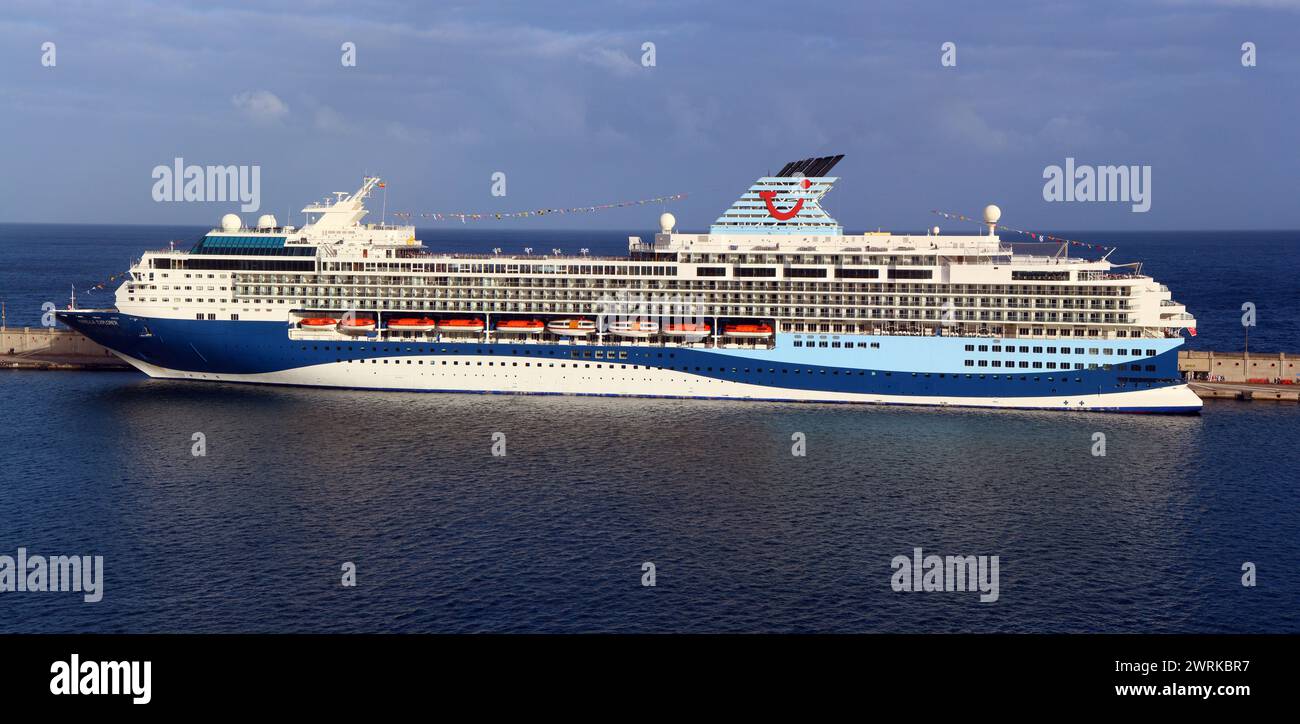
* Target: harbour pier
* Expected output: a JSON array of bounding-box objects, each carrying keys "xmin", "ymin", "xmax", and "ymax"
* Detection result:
[
  {"xmin": 1179, "ymin": 350, "xmax": 1300, "ymax": 402},
  {"xmin": 1, "ymin": 327, "xmax": 130, "ymax": 370}
]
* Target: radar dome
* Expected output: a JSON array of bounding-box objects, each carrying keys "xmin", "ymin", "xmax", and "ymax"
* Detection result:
[
  {"xmin": 256, "ymin": 214, "xmax": 278, "ymax": 229},
  {"xmin": 982, "ymin": 205, "xmax": 1002, "ymax": 224},
  {"xmin": 931, "ymin": 226, "xmax": 941, "ymax": 236},
  {"xmin": 220, "ymin": 213, "xmax": 241, "ymax": 232},
  {"xmin": 659, "ymin": 212, "xmax": 676, "ymax": 234}
]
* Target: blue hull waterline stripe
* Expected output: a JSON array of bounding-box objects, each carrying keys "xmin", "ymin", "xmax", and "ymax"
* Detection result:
[{"xmin": 58, "ymin": 311, "xmax": 1197, "ymax": 413}]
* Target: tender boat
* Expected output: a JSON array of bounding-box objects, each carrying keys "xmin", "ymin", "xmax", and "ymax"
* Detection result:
[
  {"xmin": 723, "ymin": 323, "xmax": 773, "ymax": 338},
  {"xmin": 547, "ymin": 318, "xmax": 596, "ymax": 337},
  {"xmin": 437, "ymin": 318, "xmax": 486, "ymax": 333},
  {"xmin": 495, "ymin": 319, "xmax": 545, "ymax": 334},
  {"xmin": 388, "ymin": 317, "xmax": 438, "ymax": 332},
  {"xmin": 663, "ymin": 322, "xmax": 711, "ymax": 340},
  {"xmin": 338, "ymin": 318, "xmax": 376, "ymax": 335},
  {"xmin": 608, "ymin": 320, "xmax": 660, "ymax": 338},
  {"xmin": 299, "ymin": 317, "xmax": 338, "ymax": 329}
]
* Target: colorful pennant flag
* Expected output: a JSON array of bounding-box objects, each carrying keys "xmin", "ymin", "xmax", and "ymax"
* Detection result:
[
  {"xmin": 412, "ymin": 193, "xmax": 688, "ymax": 223},
  {"xmin": 930, "ymin": 210, "xmax": 1116, "ymax": 253}
]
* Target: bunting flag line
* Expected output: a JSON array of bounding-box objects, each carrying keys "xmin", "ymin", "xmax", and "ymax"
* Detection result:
[
  {"xmin": 76, "ymin": 271, "xmax": 131, "ymax": 296},
  {"xmin": 407, "ymin": 193, "xmax": 687, "ymax": 223},
  {"xmin": 930, "ymin": 210, "xmax": 1116, "ymax": 253}
]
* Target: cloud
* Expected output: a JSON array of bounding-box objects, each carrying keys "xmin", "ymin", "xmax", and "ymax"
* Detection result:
[
  {"xmin": 1037, "ymin": 115, "xmax": 1130, "ymax": 149},
  {"xmin": 938, "ymin": 105, "xmax": 1023, "ymax": 154},
  {"xmin": 231, "ymin": 90, "xmax": 289, "ymax": 124},
  {"xmin": 313, "ymin": 105, "xmax": 353, "ymax": 134},
  {"xmin": 582, "ymin": 47, "xmax": 641, "ymax": 76}
]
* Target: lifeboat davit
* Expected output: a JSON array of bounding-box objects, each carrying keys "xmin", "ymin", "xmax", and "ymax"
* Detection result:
[
  {"xmin": 437, "ymin": 318, "xmax": 485, "ymax": 333},
  {"xmin": 496, "ymin": 319, "xmax": 545, "ymax": 334},
  {"xmin": 608, "ymin": 320, "xmax": 660, "ymax": 338},
  {"xmin": 547, "ymin": 318, "xmax": 596, "ymax": 337},
  {"xmin": 299, "ymin": 317, "xmax": 338, "ymax": 329},
  {"xmin": 663, "ymin": 322, "xmax": 711, "ymax": 340},
  {"xmin": 388, "ymin": 317, "xmax": 438, "ymax": 333},
  {"xmin": 723, "ymin": 323, "xmax": 773, "ymax": 338},
  {"xmin": 338, "ymin": 318, "xmax": 377, "ymax": 335}
]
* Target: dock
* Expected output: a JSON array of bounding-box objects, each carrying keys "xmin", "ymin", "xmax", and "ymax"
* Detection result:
[
  {"xmin": 1, "ymin": 327, "xmax": 131, "ymax": 370},
  {"xmin": 1179, "ymin": 350, "xmax": 1299, "ymax": 402}
]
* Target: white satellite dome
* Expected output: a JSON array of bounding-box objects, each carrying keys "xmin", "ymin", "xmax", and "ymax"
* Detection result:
[
  {"xmin": 256, "ymin": 214, "xmax": 278, "ymax": 229},
  {"xmin": 659, "ymin": 212, "xmax": 676, "ymax": 234},
  {"xmin": 931, "ymin": 226, "xmax": 941, "ymax": 236},
  {"xmin": 220, "ymin": 213, "xmax": 241, "ymax": 232},
  {"xmin": 982, "ymin": 205, "xmax": 1002, "ymax": 224}
]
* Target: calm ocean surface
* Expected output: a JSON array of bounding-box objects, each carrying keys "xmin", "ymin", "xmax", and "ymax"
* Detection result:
[{"xmin": 1, "ymin": 224, "xmax": 1297, "ymax": 632}]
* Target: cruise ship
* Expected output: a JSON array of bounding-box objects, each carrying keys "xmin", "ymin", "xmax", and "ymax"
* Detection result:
[{"xmin": 59, "ymin": 156, "xmax": 1202, "ymax": 413}]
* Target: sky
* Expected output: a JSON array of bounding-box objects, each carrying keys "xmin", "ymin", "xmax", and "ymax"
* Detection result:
[{"xmin": 1, "ymin": 0, "xmax": 1297, "ymax": 231}]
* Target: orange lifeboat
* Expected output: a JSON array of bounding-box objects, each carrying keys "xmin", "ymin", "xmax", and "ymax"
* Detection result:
[
  {"xmin": 437, "ymin": 318, "xmax": 485, "ymax": 333},
  {"xmin": 338, "ymin": 317, "xmax": 377, "ymax": 335},
  {"xmin": 663, "ymin": 322, "xmax": 711, "ymax": 340},
  {"xmin": 723, "ymin": 323, "xmax": 773, "ymax": 338},
  {"xmin": 608, "ymin": 320, "xmax": 660, "ymax": 338},
  {"xmin": 388, "ymin": 317, "xmax": 438, "ymax": 332},
  {"xmin": 496, "ymin": 319, "xmax": 545, "ymax": 334},
  {"xmin": 547, "ymin": 318, "xmax": 596, "ymax": 337},
  {"xmin": 299, "ymin": 317, "xmax": 338, "ymax": 329}
]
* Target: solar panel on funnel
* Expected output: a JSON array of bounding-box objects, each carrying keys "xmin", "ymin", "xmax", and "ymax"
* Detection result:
[
  {"xmin": 773, "ymin": 155, "xmax": 844, "ymax": 177},
  {"xmin": 807, "ymin": 154, "xmax": 844, "ymax": 177}
]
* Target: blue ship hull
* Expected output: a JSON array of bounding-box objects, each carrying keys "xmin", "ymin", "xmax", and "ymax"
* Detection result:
[{"xmin": 57, "ymin": 310, "xmax": 1201, "ymax": 414}]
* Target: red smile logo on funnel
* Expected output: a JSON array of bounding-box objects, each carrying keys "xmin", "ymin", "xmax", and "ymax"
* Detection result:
[{"xmin": 760, "ymin": 177, "xmax": 811, "ymax": 220}]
